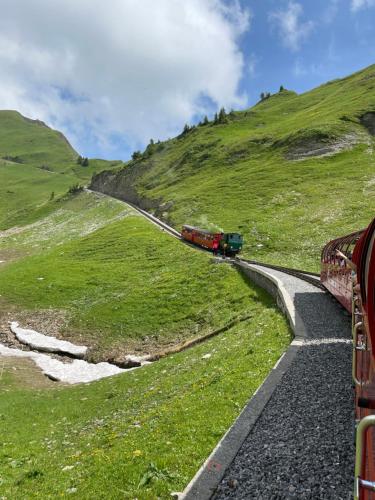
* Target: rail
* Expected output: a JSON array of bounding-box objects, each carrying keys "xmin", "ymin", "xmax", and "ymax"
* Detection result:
[{"xmin": 123, "ymin": 198, "xmax": 325, "ymax": 291}]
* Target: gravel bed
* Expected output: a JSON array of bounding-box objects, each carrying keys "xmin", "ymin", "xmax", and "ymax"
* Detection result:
[{"xmin": 215, "ymin": 266, "xmax": 354, "ymax": 500}]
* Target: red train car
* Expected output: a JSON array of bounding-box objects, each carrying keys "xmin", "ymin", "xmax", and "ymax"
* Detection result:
[
  {"xmin": 321, "ymin": 230, "xmax": 364, "ymax": 311},
  {"xmin": 321, "ymin": 219, "xmax": 375, "ymax": 499},
  {"xmin": 181, "ymin": 225, "xmax": 223, "ymax": 251},
  {"xmin": 352, "ymin": 219, "xmax": 375, "ymax": 500},
  {"xmin": 181, "ymin": 225, "xmax": 243, "ymax": 255}
]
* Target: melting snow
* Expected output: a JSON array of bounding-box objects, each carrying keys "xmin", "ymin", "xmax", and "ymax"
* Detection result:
[
  {"xmin": 0, "ymin": 343, "xmax": 125, "ymax": 384},
  {"xmin": 10, "ymin": 322, "xmax": 87, "ymax": 358}
]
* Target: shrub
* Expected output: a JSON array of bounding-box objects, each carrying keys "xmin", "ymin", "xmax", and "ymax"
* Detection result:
[
  {"xmin": 68, "ymin": 184, "xmax": 83, "ymax": 195},
  {"xmin": 132, "ymin": 151, "xmax": 142, "ymax": 161}
]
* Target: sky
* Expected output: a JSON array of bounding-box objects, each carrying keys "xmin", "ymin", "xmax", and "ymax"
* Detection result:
[{"xmin": 0, "ymin": 0, "xmax": 374, "ymax": 160}]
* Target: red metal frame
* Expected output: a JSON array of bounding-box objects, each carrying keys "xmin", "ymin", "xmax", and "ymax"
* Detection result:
[
  {"xmin": 352, "ymin": 220, "xmax": 375, "ymax": 499},
  {"xmin": 321, "ymin": 230, "xmax": 363, "ymax": 312},
  {"xmin": 323, "ymin": 219, "xmax": 375, "ymax": 499}
]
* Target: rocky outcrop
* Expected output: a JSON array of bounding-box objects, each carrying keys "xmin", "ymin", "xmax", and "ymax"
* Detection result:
[
  {"xmin": 283, "ymin": 130, "xmax": 368, "ymax": 161},
  {"xmin": 90, "ymin": 161, "xmax": 162, "ymax": 213},
  {"xmin": 360, "ymin": 112, "xmax": 375, "ymax": 136}
]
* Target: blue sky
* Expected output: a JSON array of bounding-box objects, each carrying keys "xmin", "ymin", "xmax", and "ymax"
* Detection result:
[
  {"xmin": 236, "ymin": 0, "xmax": 375, "ymax": 109},
  {"xmin": 0, "ymin": 0, "xmax": 374, "ymax": 160}
]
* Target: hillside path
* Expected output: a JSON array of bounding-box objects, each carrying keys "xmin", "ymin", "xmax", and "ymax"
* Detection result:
[{"xmin": 214, "ymin": 265, "xmax": 354, "ymax": 500}]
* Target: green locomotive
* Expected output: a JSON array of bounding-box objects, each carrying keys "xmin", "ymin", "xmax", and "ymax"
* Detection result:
[{"xmin": 181, "ymin": 225, "xmax": 243, "ymax": 256}]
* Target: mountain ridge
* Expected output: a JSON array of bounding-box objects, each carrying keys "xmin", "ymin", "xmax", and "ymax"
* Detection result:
[{"xmin": 90, "ymin": 63, "xmax": 375, "ymax": 270}]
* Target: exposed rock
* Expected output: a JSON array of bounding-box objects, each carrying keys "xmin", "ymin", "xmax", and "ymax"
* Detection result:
[
  {"xmin": 109, "ymin": 355, "xmax": 143, "ymax": 368},
  {"xmin": 360, "ymin": 112, "xmax": 375, "ymax": 136},
  {"xmin": 90, "ymin": 162, "xmax": 162, "ymax": 214},
  {"xmin": 285, "ymin": 132, "xmax": 366, "ymax": 161}
]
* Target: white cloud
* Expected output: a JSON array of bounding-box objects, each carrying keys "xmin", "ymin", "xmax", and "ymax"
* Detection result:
[
  {"xmin": 293, "ymin": 60, "xmax": 325, "ymax": 77},
  {"xmin": 351, "ymin": 0, "xmax": 375, "ymax": 11},
  {"xmin": 247, "ymin": 53, "xmax": 259, "ymax": 78},
  {"xmin": 0, "ymin": 0, "xmax": 250, "ymax": 157},
  {"xmin": 269, "ymin": 2, "xmax": 314, "ymax": 52},
  {"xmin": 323, "ymin": 0, "xmax": 340, "ymax": 23}
]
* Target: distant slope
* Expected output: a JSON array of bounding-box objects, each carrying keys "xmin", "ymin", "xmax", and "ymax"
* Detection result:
[
  {"xmin": 91, "ymin": 64, "xmax": 375, "ymax": 270},
  {"xmin": 0, "ymin": 110, "xmax": 77, "ymax": 170},
  {"xmin": 0, "ymin": 191, "xmax": 275, "ymax": 361},
  {"xmin": 0, "ymin": 111, "xmax": 123, "ymax": 229}
]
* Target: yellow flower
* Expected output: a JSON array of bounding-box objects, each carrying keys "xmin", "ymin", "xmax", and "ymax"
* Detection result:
[{"xmin": 133, "ymin": 449, "xmax": 142, "ymax": 457}]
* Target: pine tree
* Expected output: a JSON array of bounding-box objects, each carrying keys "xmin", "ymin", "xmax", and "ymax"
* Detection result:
[
  {"xmin": 260, "ymin": 92, "xmax": 265, "ymax": 101},
  {"xmin": 218, "ymin": 107, "xmax": 227, "ymax": 123},
  {"xmin": 183, "ymin": 123, "xmax": 190, "ymax": 134},
  {"xmin": 279, "ymin": 85, "xmax": 284, "ymax": 92},
  {"xmin": 132, "ymin": 151, "xmax": 142, "ymax": 160},
  {"xmin": 203, "ymin": 115, "xmax": 209, "ymax": 125},
  {"xmin": 82, "ymin": 157, "xmax": 89, "ymax": 167}
]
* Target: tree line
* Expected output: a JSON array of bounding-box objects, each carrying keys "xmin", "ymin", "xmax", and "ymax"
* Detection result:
[{"xmin": 130, "ymin": 87, "xmax": 286, "ymax": 162}]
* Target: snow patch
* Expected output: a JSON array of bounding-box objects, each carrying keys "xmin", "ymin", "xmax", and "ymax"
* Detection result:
[
  {"xmin": 0, "ymin": 343, "xmax": 126, "ymax": 384},
  {"xmin": 10, "ymin": 321, "xmax": 87, "ymax": 358}
]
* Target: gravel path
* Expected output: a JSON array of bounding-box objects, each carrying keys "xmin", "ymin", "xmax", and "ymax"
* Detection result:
[{"xmin": 215, "ymin": 266, "xmax": 354, "ymax": 500}]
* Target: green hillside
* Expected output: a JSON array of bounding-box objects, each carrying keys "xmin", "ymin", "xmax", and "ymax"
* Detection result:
[
  {"xmin": 0, "ymin": 191, "xmax": 266, "ymax": 361},
  {"xmin": 0, "ymin": 111, "xmax": 123, "ymax": 229},
  {"xmin": 0, "ymin": 190, "xmax": 290, "ymax": 497},
  {"xmin": 1, "ymin": 304, "xmax": 288, "ymax": 499},
  {"xmin": 91, "ymin": 64, "xmax": 375, "ymax": 270},
  {"xmin": 0, "ymin": 110, "xmax": 77, "ymax": 169},
  {"xmin": 2, "ymin": 64, "xmax": 374, "ymax": 498}
]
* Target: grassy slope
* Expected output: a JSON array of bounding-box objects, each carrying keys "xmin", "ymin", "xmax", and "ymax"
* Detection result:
[
  {"xmin": 0, "ymin": 191, "xmax": 268, "ymax": 361},
  {"xmin": 0, "ymin": 111, "xmax": 123, "ymax": 229},
  {"xmin": 0, "ymin": 195, "xmax": 291, "ymax": 498},
  {"xmin": 5, "ymin": 66, "xmax": 369, "ymax": 497},
  {"xmin": 0, "ymin": 301, "xmax": 289, "ymax": 499},
  {"xmin": 92, "ymin": 64, "xmax": 375, "ymax": 270}
]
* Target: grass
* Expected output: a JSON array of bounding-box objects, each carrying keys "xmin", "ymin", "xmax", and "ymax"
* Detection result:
[
  {"xmin": 3, "ymin": 58, "xmax": 371, "ymax": 500},
  {"xmin": 91, "ymin": 63, "xmax": 375, "ymax": 271},
  {"xmin": 0, "ymin": 293, "xmax": 290, "ymax": 499},
  {"xmin": 0, "ymin": 191, "xmax": 130, "ymax": 260},
  {"xmin": 0, "ymin": 163, "xmax": 78, "ymax": 230},
  {"xmin": 0, "ymin": 111, "xmax": 123, "ymax": 229},
  {"xmin": 0, "ymin": 192, "xmax": 265, "ymax": 360},
  {"xmin": 0, "ymin": 189, "xmax": 291, "ymax": 497}
]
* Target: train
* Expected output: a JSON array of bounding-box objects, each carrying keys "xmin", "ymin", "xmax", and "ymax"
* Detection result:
[
  {"xmin": 181, "ymin": 225, "xmax": 243, "ymax": 256},
  {"xmin": 181, "ymin": 219, "xmax": 375, "ymax": 497},
  {"xmin": 321, "ymin": 218, "xmax": 375, "ymax": 499}
]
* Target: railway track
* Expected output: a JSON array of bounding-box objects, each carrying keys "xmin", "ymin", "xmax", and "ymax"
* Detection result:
[
  {"xmin": 124, "ymin": 200, "xmax": 182, "ymax": 239},
  {"xmin": 92, "ymin": 192, "xmax": 326, "ymax": 292},
  {"xmin": 129, "ymin": 201, "xmax": 325, "ymax": 290},
  {"xmin": 238, "ymin": 258, "xmax": 326, "ymax": 291}
]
